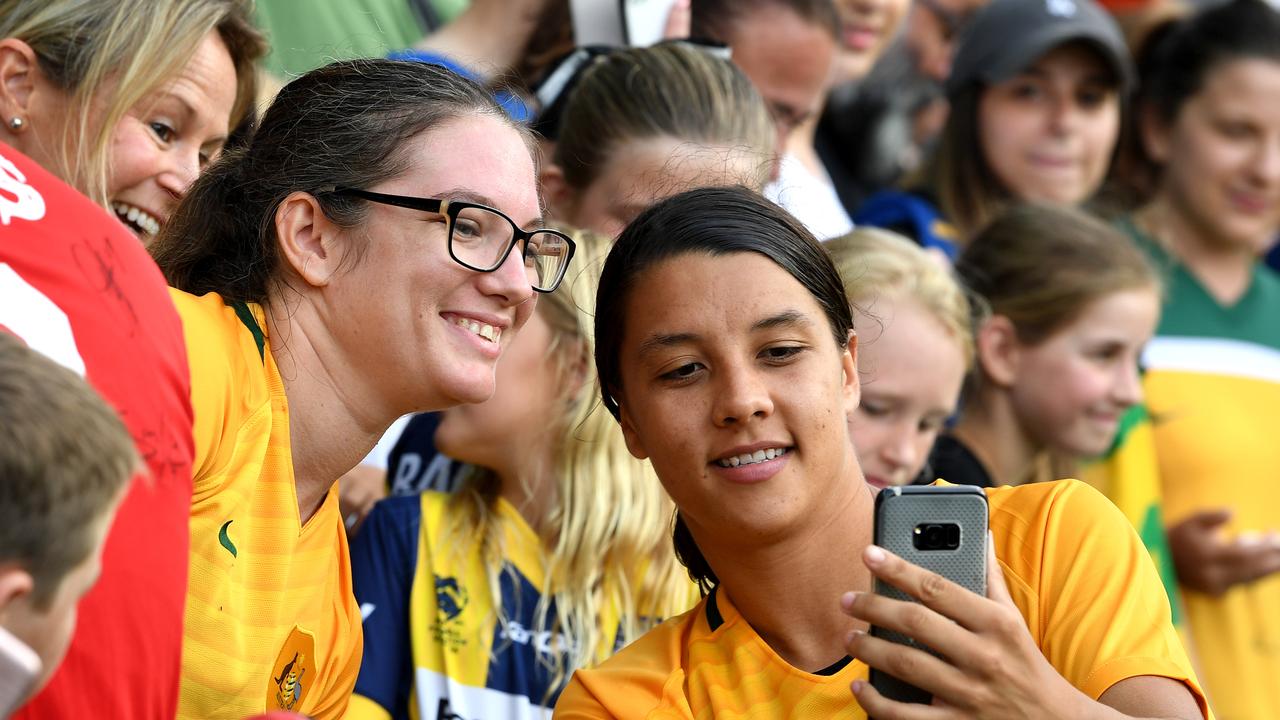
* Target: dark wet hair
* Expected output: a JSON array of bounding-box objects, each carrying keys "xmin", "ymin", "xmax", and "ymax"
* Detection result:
[
  {"xmin": 151, "ymin": 58, "xmax": 528, "ymax": 303},
  {"xmin": 593, "ymin": 185, "xmax": 853, "ymax": 593}
]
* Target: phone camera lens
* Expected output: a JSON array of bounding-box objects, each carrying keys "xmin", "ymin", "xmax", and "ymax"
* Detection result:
[
  {"xmin": 913, "ymin": 523, "xmax": 961, "ymax": 551},
  {"xmin": 925, "ymin": 525, "xmax": 944, "ymax": 546}
]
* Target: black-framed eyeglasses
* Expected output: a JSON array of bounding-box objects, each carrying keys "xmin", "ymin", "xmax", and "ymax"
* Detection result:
[{"xmin": 320, "ymin": 186, "xmax": 576, "ymax": 293}]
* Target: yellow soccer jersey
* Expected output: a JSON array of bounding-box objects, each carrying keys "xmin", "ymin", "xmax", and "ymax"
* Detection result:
[
  {"xmin": 555, "ymin": 480, "xmax": 1208, "ymax": 719},
  {"xmin": 173, "ymin": 290, "xmax": 362, "ymax": 720}
]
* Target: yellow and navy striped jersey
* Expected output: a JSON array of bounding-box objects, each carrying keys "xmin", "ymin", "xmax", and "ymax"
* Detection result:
[
  {"xmin": 348, "ymin": 491, "xmax": 661, "ymax": 720},
  {"xmin": 1125, "ymin": 218, "xmax": 1280, "ymax": 720},
  {"xmin": 174, "ymin": 291, "xmax": 362, "ymax": 719},
  {"xmin": 555, "ymin": 480, "xmax": 1207, "ymax": 719}
]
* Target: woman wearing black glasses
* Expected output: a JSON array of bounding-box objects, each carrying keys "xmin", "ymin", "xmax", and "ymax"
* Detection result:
[{"xmin": 149, "ymin": 58, "xmax": 573, "ymax": 720}]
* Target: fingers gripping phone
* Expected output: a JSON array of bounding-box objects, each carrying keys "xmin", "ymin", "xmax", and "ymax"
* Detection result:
[
  {"xmin": 870, "ymin": 485, "xmax": 988, "ymax": 706},
  {"xmin": 0, "ymin": 625, "xmax": 41, "ymax": 717}
]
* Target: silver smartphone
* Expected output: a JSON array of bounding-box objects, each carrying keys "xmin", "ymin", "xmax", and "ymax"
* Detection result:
[
  {"xmin": 869, "ymin": 484, "xmax": 987, "ymax": 706},
  {"xmin": 0, "ymin": 625, "xmax": 41, "ymax": 717}
]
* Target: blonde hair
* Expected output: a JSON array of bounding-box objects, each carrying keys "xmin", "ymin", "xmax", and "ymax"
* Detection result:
[
  {"xmin": 826, "ymin": 227, "xmax": 976, "ymax": 368},
  {"xmin": 0, "ymin": 0, "xmax": 264, "ymax": 206},
  {"xmin": 447, "ymin": 228, "xmax": 689, "ymax": 697},
  {"xmin": 555, "ymin": 42, "xmax": 775, "ymax": 192}
]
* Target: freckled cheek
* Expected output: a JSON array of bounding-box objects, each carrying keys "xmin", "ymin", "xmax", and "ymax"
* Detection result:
[
  {"xmin": 649, "ymin": 444, "xmax": 707, "ymax": 503},
  {"xmin": 666, "ymin": 436, "xmax": 703, "ymax": 472},
  {"xmin": 669, "ymin": 419, "xmax": 710, "ymax": 474}
]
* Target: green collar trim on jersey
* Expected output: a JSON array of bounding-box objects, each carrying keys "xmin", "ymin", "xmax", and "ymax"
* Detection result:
[{"xmin": 230, "ymin": 300, "xmax": 266, "ymax": 362}]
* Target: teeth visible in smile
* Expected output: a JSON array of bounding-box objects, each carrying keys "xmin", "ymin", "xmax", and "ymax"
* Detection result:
[
  {"xmin": 110, "ymin": 202, "xmax": 160, "ymax": 237},
  {"xmin": 455, "ymin": 317, "xmax": 501, "ymax": 343},
  {"xmin": 716, "ymin": 447, "xmax": 788, "ymax": 468}
]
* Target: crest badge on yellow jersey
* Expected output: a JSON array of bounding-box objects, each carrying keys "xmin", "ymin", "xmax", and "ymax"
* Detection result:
[{"xmin": 268, "ymin": 626, "xmax": 316, "ymax": 712}]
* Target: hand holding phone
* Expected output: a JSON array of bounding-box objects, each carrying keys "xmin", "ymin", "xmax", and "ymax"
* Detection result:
[
  {"xmin": 866, "ymin": 485, "xmax": 987, "ymax": 705},
  {"xmin": 841, "ymin": 489, "xmax": 1097, "ymax": 719}
]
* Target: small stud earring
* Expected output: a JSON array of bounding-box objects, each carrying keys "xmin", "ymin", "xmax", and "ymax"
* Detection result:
[{"xmin": 7, "ymin": 117, "xmax": 24, "ymax": 131}]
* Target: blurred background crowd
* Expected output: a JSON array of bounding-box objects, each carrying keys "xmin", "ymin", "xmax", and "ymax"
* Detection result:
[{"xmin": 0, "ymin": 0, "xmax": 1277, "ymax": 718}]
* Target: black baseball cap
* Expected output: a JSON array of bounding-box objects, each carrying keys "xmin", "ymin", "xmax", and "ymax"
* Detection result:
[{"xmin": 945, "ymin": 0, "xmax": 1134, "ymax": 98}]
